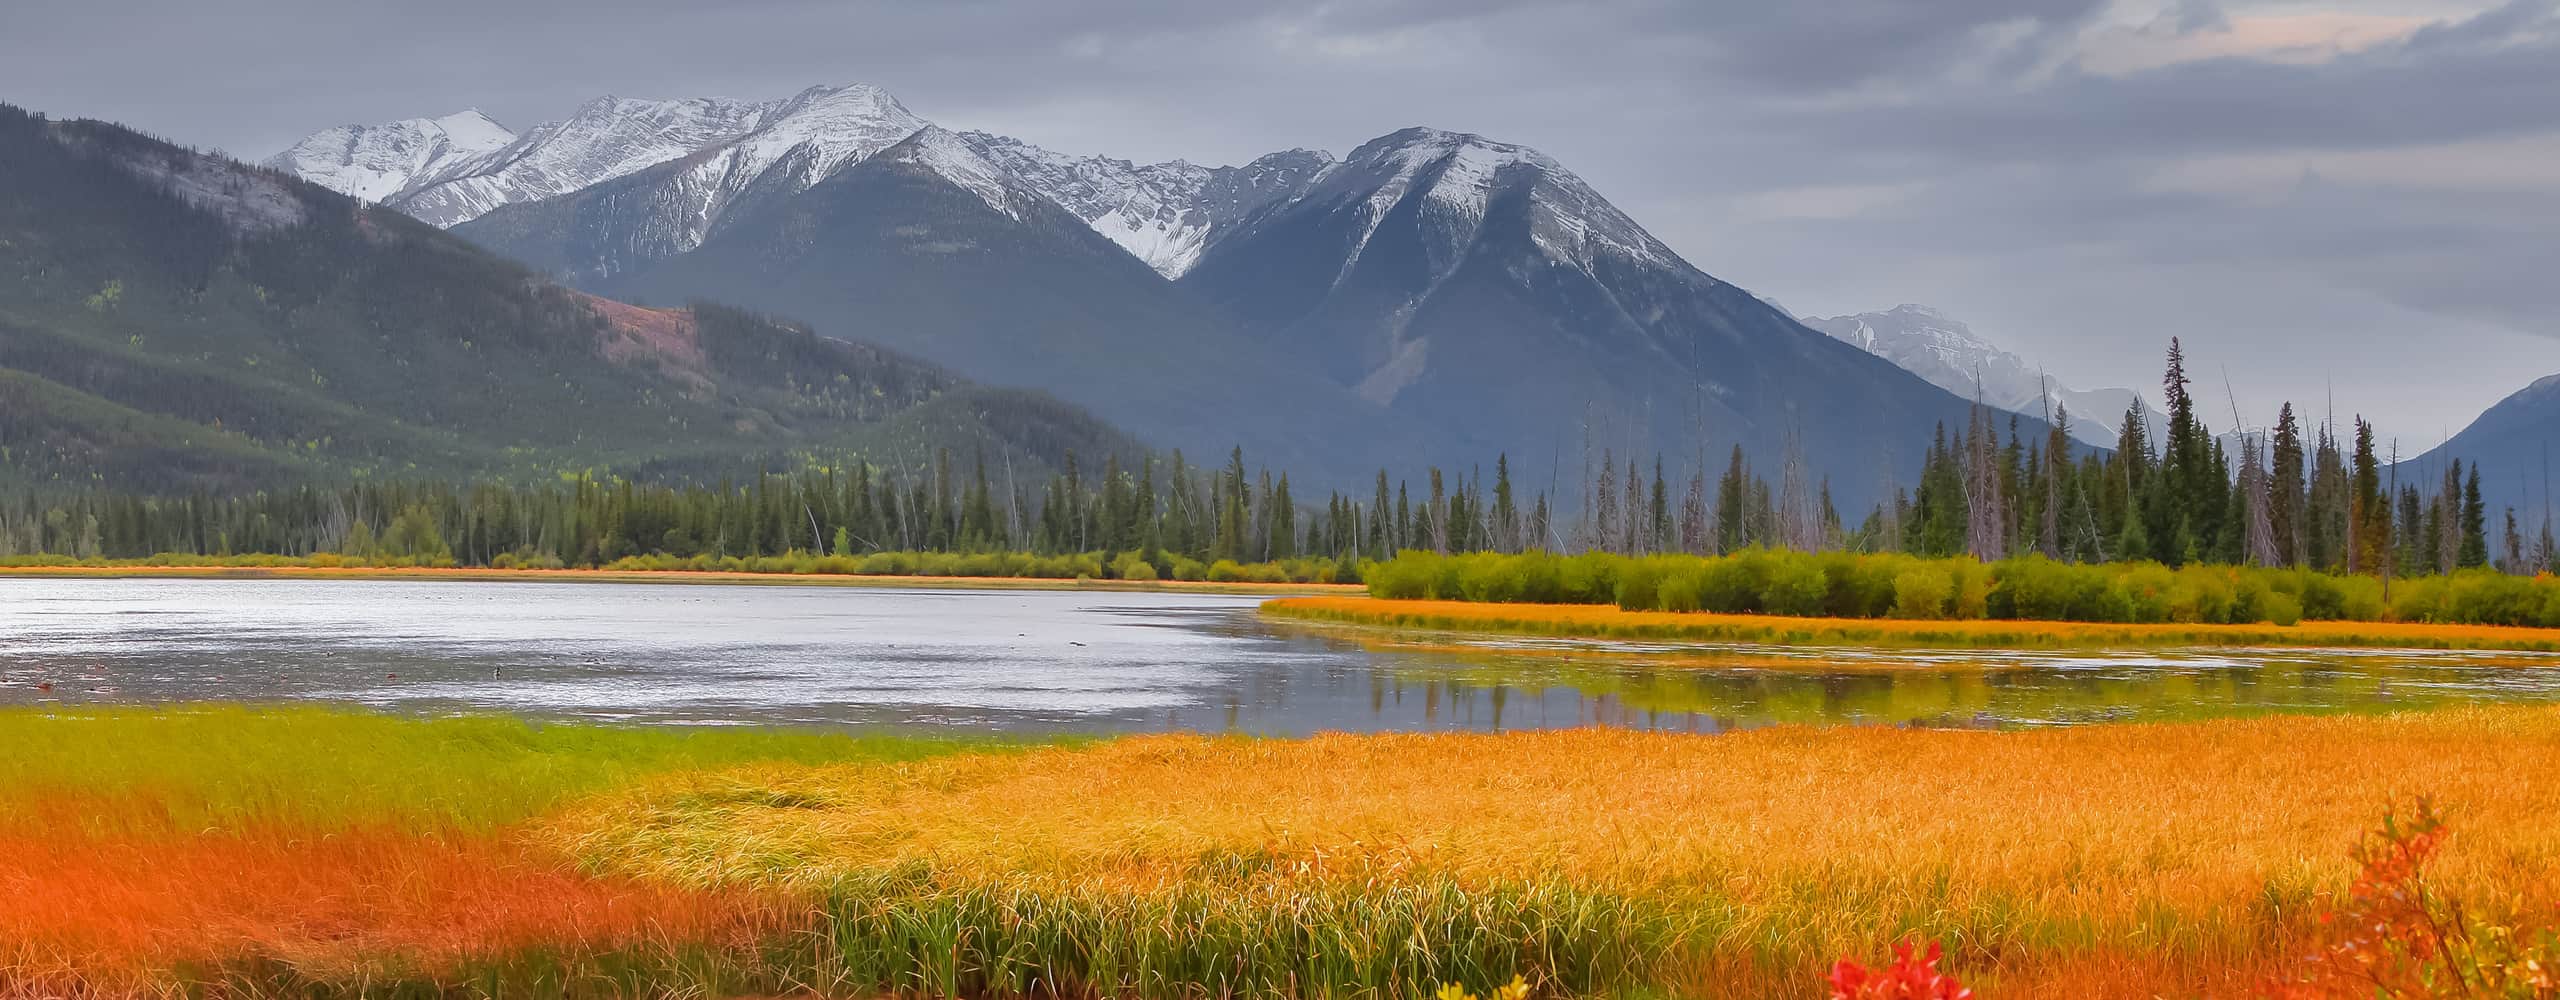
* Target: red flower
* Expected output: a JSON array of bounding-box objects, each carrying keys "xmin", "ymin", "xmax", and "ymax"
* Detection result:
[{"xmin": 1830, "ymin": 939, "xmax": 1975, "ymax": 1000}]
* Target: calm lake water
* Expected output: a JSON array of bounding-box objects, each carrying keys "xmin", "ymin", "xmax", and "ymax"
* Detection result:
[{"xmin": 5, "ymin": 577, "xmax": 2560, "ymax": 734}]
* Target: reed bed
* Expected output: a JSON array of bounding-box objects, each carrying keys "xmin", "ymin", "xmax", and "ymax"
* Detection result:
[
  {"xmin": 1265, "ymin": 595, "xmax": 2560, "ymax": 651},
  {"xmin": 551, "ymin": 706, "xmax": 2560, "ymax": 997}
]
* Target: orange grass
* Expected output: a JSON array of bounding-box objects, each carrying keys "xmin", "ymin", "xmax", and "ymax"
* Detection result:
[
  {"xmin": 0, "ymin": 826, "xmax": 795, "ymax": 971},
  {"xmin": 554, "ymin": 705, "xmax": 2560, "ymax": 997},
  {"xmin": 1265, "ymin": 595, "xmax": 2560, "ymax": 651},
  {"xmin": 0, "ymin": 562, "xmax": 1360, "ymax": 594},
  {"xmin": 0, "ymin": 823, "xmax": 804, "ymax": 993}
]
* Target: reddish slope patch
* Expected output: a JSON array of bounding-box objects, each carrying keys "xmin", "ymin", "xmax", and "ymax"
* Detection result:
[{"xmin": 579, "ymin": 292, "xmax": 710, "ymax": 387}]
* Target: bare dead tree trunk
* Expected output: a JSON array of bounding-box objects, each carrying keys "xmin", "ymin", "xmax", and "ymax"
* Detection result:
[
  {"xmin": 1778, "ymin": 428, "xmax": 1819, "ymax": 552},
  {"xmin": 1964, "ymin": 398, "xmax": 2006, "ymax": 561}
]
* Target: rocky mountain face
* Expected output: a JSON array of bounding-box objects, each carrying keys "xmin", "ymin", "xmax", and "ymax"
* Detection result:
[
  {"xmin": 1800, "ymin": 305, "xmax": 2165, "ymax": 448},
  {"xmin": 275, "ymin": 85, "xmax": 2050, "ymax": 502}
]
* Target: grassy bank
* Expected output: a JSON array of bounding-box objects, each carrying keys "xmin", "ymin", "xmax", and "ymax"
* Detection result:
[
  {"xmin": 11, "ymin": 706, "xmax": 2560, "ymax": 996},
  {"xmin": 0, "ymin": 560, "xmax": 1363, "ymax": 595},
  {"xmin": 1264, "ymin": 595, "xmax": 2560, "ymax": 651}
]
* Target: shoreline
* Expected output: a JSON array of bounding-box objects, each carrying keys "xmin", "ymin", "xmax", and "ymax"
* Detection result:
[
  {"xmin": 1262, "ymin": 595, "xmax": 2560, "ymax": 652},
  {"xmin": 1, "ymin": 563, "xmax": 1365, "ymax": 596}
]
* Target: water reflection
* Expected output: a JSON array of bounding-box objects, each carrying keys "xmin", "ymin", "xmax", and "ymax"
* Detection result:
[
  {"xmin": 1278, "ymin": 622, "xmax": 2560, "ymax": 730},
  {"xmin": 3, "ymin": 577, "xmax": 2558, "ymax": 734}
]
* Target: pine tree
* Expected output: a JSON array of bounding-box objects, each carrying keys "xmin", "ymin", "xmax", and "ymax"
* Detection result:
[
  {"xmin": 2461, "ymin": 465, "xmax": 2490, "ymax": 569},
  {"xmin": 2269, "ymin": 403, "xmax": 2305, "ymax": 565},
  {"xmin": 2350, "ymin": 419, "xmax": 2386, "ymax": 575},
  {"xmin": 1648, "ymin": 457, "xmax": 1671, "ymax": 554},
  {"xmin": 1491, "ymin": 454, "xmax": 1520, "ymax": 553},
  {"xmin": 1715, "ymin": 445, "xmax": 1750, "ymax": 553},
  {"xmin": 1269, "ymin": 474, "xmax": 1296, "ymax": 560}
]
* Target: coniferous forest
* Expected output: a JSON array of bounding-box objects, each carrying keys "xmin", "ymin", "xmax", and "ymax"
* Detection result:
[{"xmin": 10, "ymin": 341, "xmax": 2556, "ymax": 590}]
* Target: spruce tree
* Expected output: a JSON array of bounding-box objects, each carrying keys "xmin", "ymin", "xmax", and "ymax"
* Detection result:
[
  {"xmin": 2461, "ymin": 465, "xmax": 2490, "ymax": 569},
  {"xmin": 2350, "ymin": 419, "xmax": 2386, "ymax": 575},
  {"xmin": 2269, "ymin": 403, "xmax": 2305, "ymax": 565}
]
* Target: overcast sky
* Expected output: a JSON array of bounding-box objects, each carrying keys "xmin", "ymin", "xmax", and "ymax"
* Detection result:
[{"xmin": 7, "ymin": 0, "xmax": 2555, "ymax": 444}]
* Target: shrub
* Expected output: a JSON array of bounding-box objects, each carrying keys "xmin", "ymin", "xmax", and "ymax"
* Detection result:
[
  {"xmin": 2266, "ymin": 798, "xmax": 2560, "ymax": 998},
  {"xmin": 1354, "ymin": 550, "xmax": 2560, "ymax": 627},
  {"xmin": 1891, "ymin": 566, "xmax": 1953, "ymax": 620},
  {"xmin": 1110, "ymin": 553, "xmax": 1158, "ymax": 582},
  {"xmin": 1761, "ymin": 558, "xmax": 1830, "ymax": 617}
]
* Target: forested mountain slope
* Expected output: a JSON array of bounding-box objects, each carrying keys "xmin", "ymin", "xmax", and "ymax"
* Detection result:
[{"xmin": 0, "ymin": 104, "xmax": 1136, "ymax": 492}]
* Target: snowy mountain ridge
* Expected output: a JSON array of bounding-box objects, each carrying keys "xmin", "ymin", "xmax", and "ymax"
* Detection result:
[
  {"xmin": 267, "ymin": 87, "xmax": 1683, "ymax": 285},
  {"xmin": 260, "ymin": 110, "xmax": 515, "ymax": 203},
  {"xmin": 957, "ymin": 132, "xmax": 1333, "ymax": 277}
]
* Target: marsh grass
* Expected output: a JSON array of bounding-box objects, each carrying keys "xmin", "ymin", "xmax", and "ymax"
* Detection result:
[
  {"xmin": 0, "ymin": 706, "xmax": 1019, "ymax": 835},
  {"xmin": 548, "ymin": 707, "xmax": 2560, "ymax": 997},
  {"xmin": 0, "ymin": 708, "xmax": 1013, "ymax": 995},
  {"xmin": 20, "ymin": 707, "xmax": 2560, "ymax": 997}
]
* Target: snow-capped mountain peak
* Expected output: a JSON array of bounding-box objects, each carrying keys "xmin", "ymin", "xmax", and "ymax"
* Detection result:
[
  {"xmin": 260, "ymin": 109, "xmax": 516, "ymax": 203},
  {"xmin": 1277, "ymin": 126, "xmax": 1685, "ymax": 294},
  {"xmin": 719, "ymin": 83, "xmax": 925, "ymax": 192}
]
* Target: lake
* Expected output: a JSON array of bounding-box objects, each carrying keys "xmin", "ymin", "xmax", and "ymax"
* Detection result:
[{"xmin": 5, "ymin": 577, "xmax": 2559, "ymax": 733}]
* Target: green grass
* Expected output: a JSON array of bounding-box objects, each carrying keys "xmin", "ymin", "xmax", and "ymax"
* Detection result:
[{"xmin": 0, "ymin": 706, "xmax": 1030, "ymax": 834}]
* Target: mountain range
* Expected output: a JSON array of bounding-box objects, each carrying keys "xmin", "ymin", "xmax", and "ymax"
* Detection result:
[
  {"xmin": 0, "ymin": 102, "xmax": 1132, "ymax": 492},
  {"xmin": 274, "ymin": 83, "xmax": 2036, "ymax": 503}
]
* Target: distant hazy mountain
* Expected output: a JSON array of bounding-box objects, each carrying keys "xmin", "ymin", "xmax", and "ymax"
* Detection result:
[
  {"xmin": 278, "ymin": 86, "xmax": 2049, "ymax": 502},
  {"xmin": 1, "ymin": 102, "xmax": 1134, "ymax": 491},
  {"xmin": 1801, "ymin": 305, "xmax": 2165, "ymax": 448},
  {"xmin": 2410, "ymin": 372, "xmax": 2560, "ymax": 527}
]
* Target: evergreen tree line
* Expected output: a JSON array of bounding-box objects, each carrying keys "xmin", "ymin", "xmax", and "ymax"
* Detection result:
[
  {"xmin": 0, "ymin": 447, "xmax": 1559, "ymax": 573},
  {"xmin": 7, "ymin": 342, "xmax": 2554, "ymax": 579},
  {"xmin": 1871, "ymin": 339, "xmax": 2549, "ymax": 577}
]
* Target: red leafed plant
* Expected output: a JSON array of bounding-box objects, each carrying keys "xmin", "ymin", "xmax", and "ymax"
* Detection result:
[
  {"xmin": 2265, "ymin": 797, "xmax": 2560, "ymax": 999},
  {"xmin": 1831, "ymin": 938, "xmax": 1975, "ymax": 1000}
]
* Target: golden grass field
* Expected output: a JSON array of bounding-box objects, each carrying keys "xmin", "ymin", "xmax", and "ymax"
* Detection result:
[
  {"xmin": 13, "ymin": 706, "xmax": 2560, "ymax": 997},
  {"xmin": 1263, "ymin": 595, "xmax": 2560, "ymax": 651}
]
